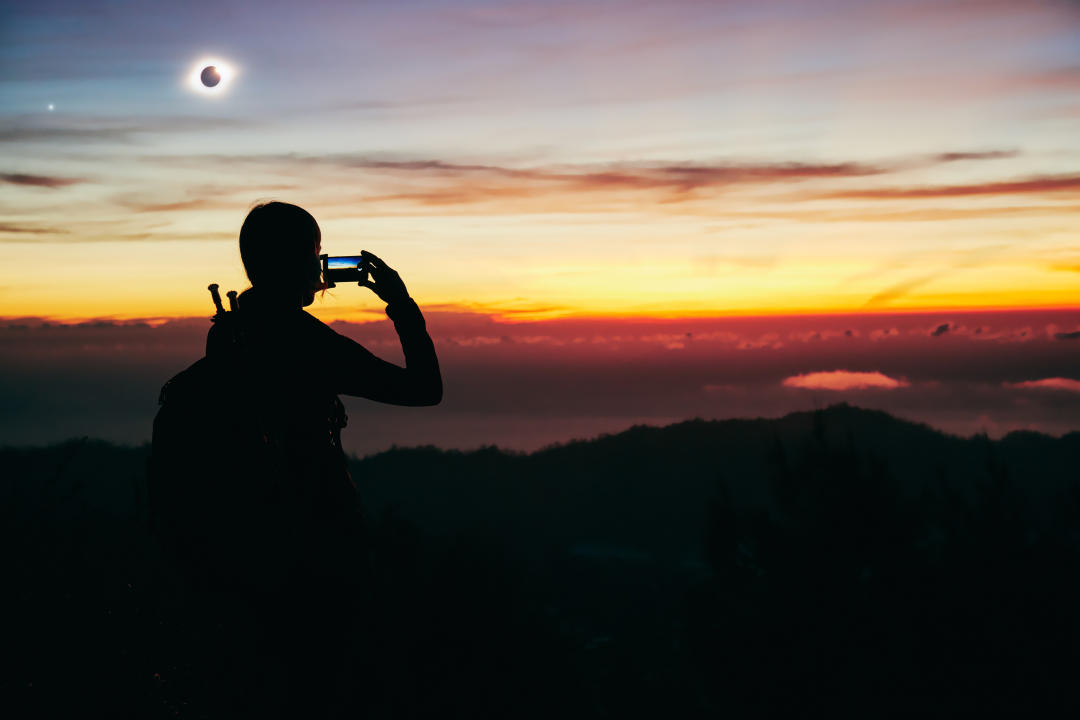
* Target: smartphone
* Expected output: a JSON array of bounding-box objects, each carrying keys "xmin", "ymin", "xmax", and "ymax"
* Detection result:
[{"xmin": 320, "ymin": 254, "xmax": 366, "ymax": 288}]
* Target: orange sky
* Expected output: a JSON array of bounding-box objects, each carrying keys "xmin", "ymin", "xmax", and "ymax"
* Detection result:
[{"xmin": 2, "ymin": 1, "xmax": 1080, "ymax": 323}]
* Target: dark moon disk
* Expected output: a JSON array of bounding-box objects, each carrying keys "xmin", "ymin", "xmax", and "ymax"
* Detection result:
[{"xmin": 200, "ymin": 66, "xmax": 221, "ymax": 88}]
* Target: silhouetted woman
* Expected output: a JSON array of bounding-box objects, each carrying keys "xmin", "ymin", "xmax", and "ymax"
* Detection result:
[
  {"xmin": 238, "ymin": 201, "xmax": 442, "ymax": 716},
  {"xmin": 153, "ymin": 201, "xmax": 441, "ymax": 718}
]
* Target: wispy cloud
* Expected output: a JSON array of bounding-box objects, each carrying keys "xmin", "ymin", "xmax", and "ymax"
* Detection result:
[
  {"xmin": 133, "ymin": 154, "xmax": 900, "ymax": 213},
  {"xmin": 155, "ymin": 153, "xmax": 887, "ymax": 185},
  {"xmin": 152, "ymin": 148, "xmax": 1019, "ymax": 180},
  {"xmin": 828, "ymin": 174, "xmax": 1080, "ymax": 201},
  {"xmin": 1005, "ymin": 378, "xmax": 1080, "ymax": 393},
  {"xmin": 0, "ymin": 172, "xmax": 84, "ymax": 188},
  {"xmin": 318, "ymin": 95, "xmax": 478, "ymax": 113},
  {"xmin": 864, "ymin": 274, "xmax": 950, "ymax": 309},
  {"xmin": 932, "ymin": 150, "xmax": 1019, "ymax": 163},
  {"xmin": 863, "ymin": 246, "xmax": 1010, "ymax": 308},
  {"xmin": 136, "ymin": 150, "xmax": 1041, "ymax": 215},
  {"xmin": 111, "ymin": 196, "xmax": 225, "ymax": 213},
  {"xmin": 107, "ymin": 183, "xmax": 296, "ymax": 214},
  {"xmin": 0, "ymin": 222, "xmax": 69, "ymax": 235},
  {"xmin": 0, "ymin": 115, "xmax": 254, "ymax": 145},
  {"xmin": 0, "ymin": 125, "xmax": 130, "ymax": 144}
]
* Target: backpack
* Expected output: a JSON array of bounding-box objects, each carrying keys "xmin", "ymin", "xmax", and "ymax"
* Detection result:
[{"xmin": 149, "ymin": 285, "xmax": 351, "ymax": 592}]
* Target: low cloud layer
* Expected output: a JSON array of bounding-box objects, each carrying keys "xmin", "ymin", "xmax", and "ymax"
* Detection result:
[{"xmin": 2, "ymin": 308, "xmax": 1078, "ymax": 453}]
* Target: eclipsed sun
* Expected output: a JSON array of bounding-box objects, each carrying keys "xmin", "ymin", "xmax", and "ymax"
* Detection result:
[{"xmin": 188, "ymin": 58, "xmax": 235, "ymax": 95}]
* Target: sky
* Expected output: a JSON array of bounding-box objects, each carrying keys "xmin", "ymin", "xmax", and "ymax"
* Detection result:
[{"xmin": 1, "ymin": 0, "xmax": 1079, "ymax": 449}]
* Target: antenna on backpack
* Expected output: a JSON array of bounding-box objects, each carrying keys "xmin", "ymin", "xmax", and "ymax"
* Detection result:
[{"xmin": 208, "ymin": 283, "xmax": 226, "ymax": 318}]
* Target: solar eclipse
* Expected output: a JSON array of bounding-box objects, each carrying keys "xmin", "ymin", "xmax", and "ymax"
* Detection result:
[
  {"xmin": 200, "ymin": 66, "xmax": 221, "ymax": 87},
  {"xmin": 188, "ymin": 58, "xmax": 234, "ymax": 95}
]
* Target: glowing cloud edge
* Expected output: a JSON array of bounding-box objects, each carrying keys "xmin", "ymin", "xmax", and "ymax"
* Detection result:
[{"xmin": 781, "ymin": 370, "xmax": 910, "ymax": 391}]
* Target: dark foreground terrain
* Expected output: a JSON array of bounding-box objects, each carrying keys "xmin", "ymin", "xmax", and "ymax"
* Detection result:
[{"xmin": 4, "ymin": 404, "xmax": 1080, "ymax": 717}]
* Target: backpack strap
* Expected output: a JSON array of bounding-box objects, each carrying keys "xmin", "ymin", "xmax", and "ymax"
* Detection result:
[{"xmin": 329, "ymin": 395, "xmax": 348, "ymax": 449}]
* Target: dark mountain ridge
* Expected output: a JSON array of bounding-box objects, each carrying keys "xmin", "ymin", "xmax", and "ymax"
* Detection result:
[
  {"xmin": 6, "ymin": 403, "xmax": 1077, "ymax": 565},
  {"xmin": 353, "ymin": 404, "xmax": 1079, "ymax": 558},
  {"xmin": 6, "ymin": 404, "xmax": 1080, "ymax": 716}
]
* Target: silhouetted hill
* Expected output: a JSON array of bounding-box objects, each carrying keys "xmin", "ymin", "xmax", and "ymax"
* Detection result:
[
  {"xmin": 5, "ymin": 404, "xmax": 1080, "ymax": 717},
  {"xmin": 5, "ymin": 404, "xmax": 1078, "ymax": 563},
  {"xmin": 7, "ymin": 403, "xmax": 1078, "ymax": 584},
  {"xmin": 351, "ymin": 404, "xmax": 1080, "ymax": 562}
]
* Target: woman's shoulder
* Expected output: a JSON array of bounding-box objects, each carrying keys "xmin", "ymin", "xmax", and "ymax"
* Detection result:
[
  {"xmin": 299, "ymin": 309, "xmax": 333, "ymax": 330},
  {"xmin": 299, "ymin": 310, "xmax": 348, "ymax": 344}
]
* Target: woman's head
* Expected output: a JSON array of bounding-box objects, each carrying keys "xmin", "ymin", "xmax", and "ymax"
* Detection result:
[{"xmin": 239, "ymin": 201, "xmax": 322, "ymax": 306}]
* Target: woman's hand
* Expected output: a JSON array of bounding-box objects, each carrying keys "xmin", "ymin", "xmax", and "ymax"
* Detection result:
[{"xmin": 358, "ymin": 250, "xmax": 410, "ymax": 305}]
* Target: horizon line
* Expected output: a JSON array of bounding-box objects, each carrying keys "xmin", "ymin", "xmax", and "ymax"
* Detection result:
[
  {"xmin": 3, "ymin": 302, "xmax": 1078, "ymax": 327},
  {"xmin": 3, "ymin": 403, "xmax": 1075, "ymax": 458}
]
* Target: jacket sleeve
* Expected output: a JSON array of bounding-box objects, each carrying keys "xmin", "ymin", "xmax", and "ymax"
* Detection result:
[{"xmin": 325, "ymin": 298, "xmax": 443, "ymax": 406}]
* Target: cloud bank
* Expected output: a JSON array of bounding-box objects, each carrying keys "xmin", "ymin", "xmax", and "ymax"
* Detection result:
[{"xmin": 2, "ymin": 308, "xmax": 1078, "ymax": 453}]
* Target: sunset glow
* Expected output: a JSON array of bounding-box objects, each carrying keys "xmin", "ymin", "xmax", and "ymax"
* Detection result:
[
  {"xmin": 1, "ymin": 0, "xmax": 1078, "ymax": 448},
  {"xmin": 2, "ymin": 0, "xmax": 1079, "ymax": 325}
]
